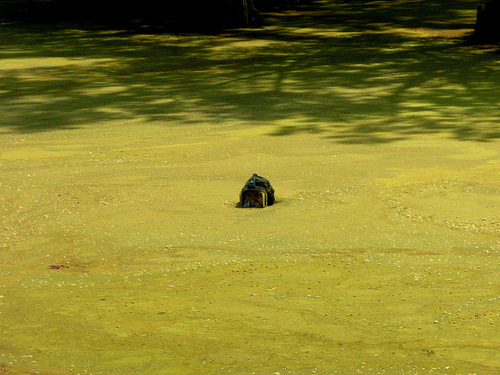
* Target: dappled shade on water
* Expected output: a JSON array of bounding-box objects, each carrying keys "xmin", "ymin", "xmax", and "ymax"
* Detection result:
[{"xmin": 0, "ymin": 0, "xmax": 499, "ymax": 143}]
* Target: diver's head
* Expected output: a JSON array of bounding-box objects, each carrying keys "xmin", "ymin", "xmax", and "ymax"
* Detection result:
[{"xmin": 240, "ymin": 174, "xmax": 275, "ymax": 208}]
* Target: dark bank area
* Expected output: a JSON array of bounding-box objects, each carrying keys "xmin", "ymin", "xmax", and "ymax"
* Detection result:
[{"xmin": 0, "ymin": 0, "xmax": 316, "ymax": 31}]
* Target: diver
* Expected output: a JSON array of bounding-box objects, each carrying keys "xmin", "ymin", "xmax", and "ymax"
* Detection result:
[{"xmin": 239, "ymin": 174, "xmax": 275, "ymax": 208}]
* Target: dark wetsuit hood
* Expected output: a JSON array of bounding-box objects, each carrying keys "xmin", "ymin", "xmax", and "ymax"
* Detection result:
[{"xmin": 240, "ymin": 174, "xmax": 275, "ymax": 207}]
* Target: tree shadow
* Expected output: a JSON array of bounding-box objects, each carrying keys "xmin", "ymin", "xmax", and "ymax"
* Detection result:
[
  {"xmin": 272, "ymin": 0, "xmax": 476, "ymax": 31},
  {"xmin": 0, "ymin": 0, "xmax": 499, "ymax": 143}
]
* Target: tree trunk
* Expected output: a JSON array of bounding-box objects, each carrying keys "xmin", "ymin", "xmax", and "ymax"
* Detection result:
[
  {"xmin": 232, "ymin": 0, "xmax": 249, "ymax": 27},
  {"xmin": 473, "ymin": 0, "xmax": 500, "ymax": 42}
]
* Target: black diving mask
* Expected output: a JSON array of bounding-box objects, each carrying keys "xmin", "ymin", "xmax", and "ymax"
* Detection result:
[{"xmin": 241, "ymin": 189, "xmax": 267, "ymax": 208}]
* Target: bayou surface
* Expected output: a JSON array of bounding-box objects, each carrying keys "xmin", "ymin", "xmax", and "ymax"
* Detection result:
[{"xmin": 1, "ymin": 1, "xmax": 499, "ymax": 374}]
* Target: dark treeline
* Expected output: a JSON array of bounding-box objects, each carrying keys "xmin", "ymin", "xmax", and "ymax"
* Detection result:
[
  {"xmin": 473, "ymin": 0, "xmax": 500, "ymax": 42},
  {"xmin": 0, "ymin": 0, "xmax": 314, "ymax": 30}
]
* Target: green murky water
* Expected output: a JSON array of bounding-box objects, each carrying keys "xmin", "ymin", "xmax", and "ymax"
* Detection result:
[{"xmin": 1, "ymin": 1, "xmax": 499, "ymax": 374}]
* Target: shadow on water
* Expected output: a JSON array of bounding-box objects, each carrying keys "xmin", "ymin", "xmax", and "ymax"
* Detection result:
[{"xmin": 0, "ymin": 0, "xmax": 499, "ymax": 143}]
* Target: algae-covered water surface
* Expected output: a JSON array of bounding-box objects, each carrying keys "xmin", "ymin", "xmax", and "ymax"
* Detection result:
[{"xmin": 1, "ymin": 1, "xmax": 499, "ymax": 374}]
